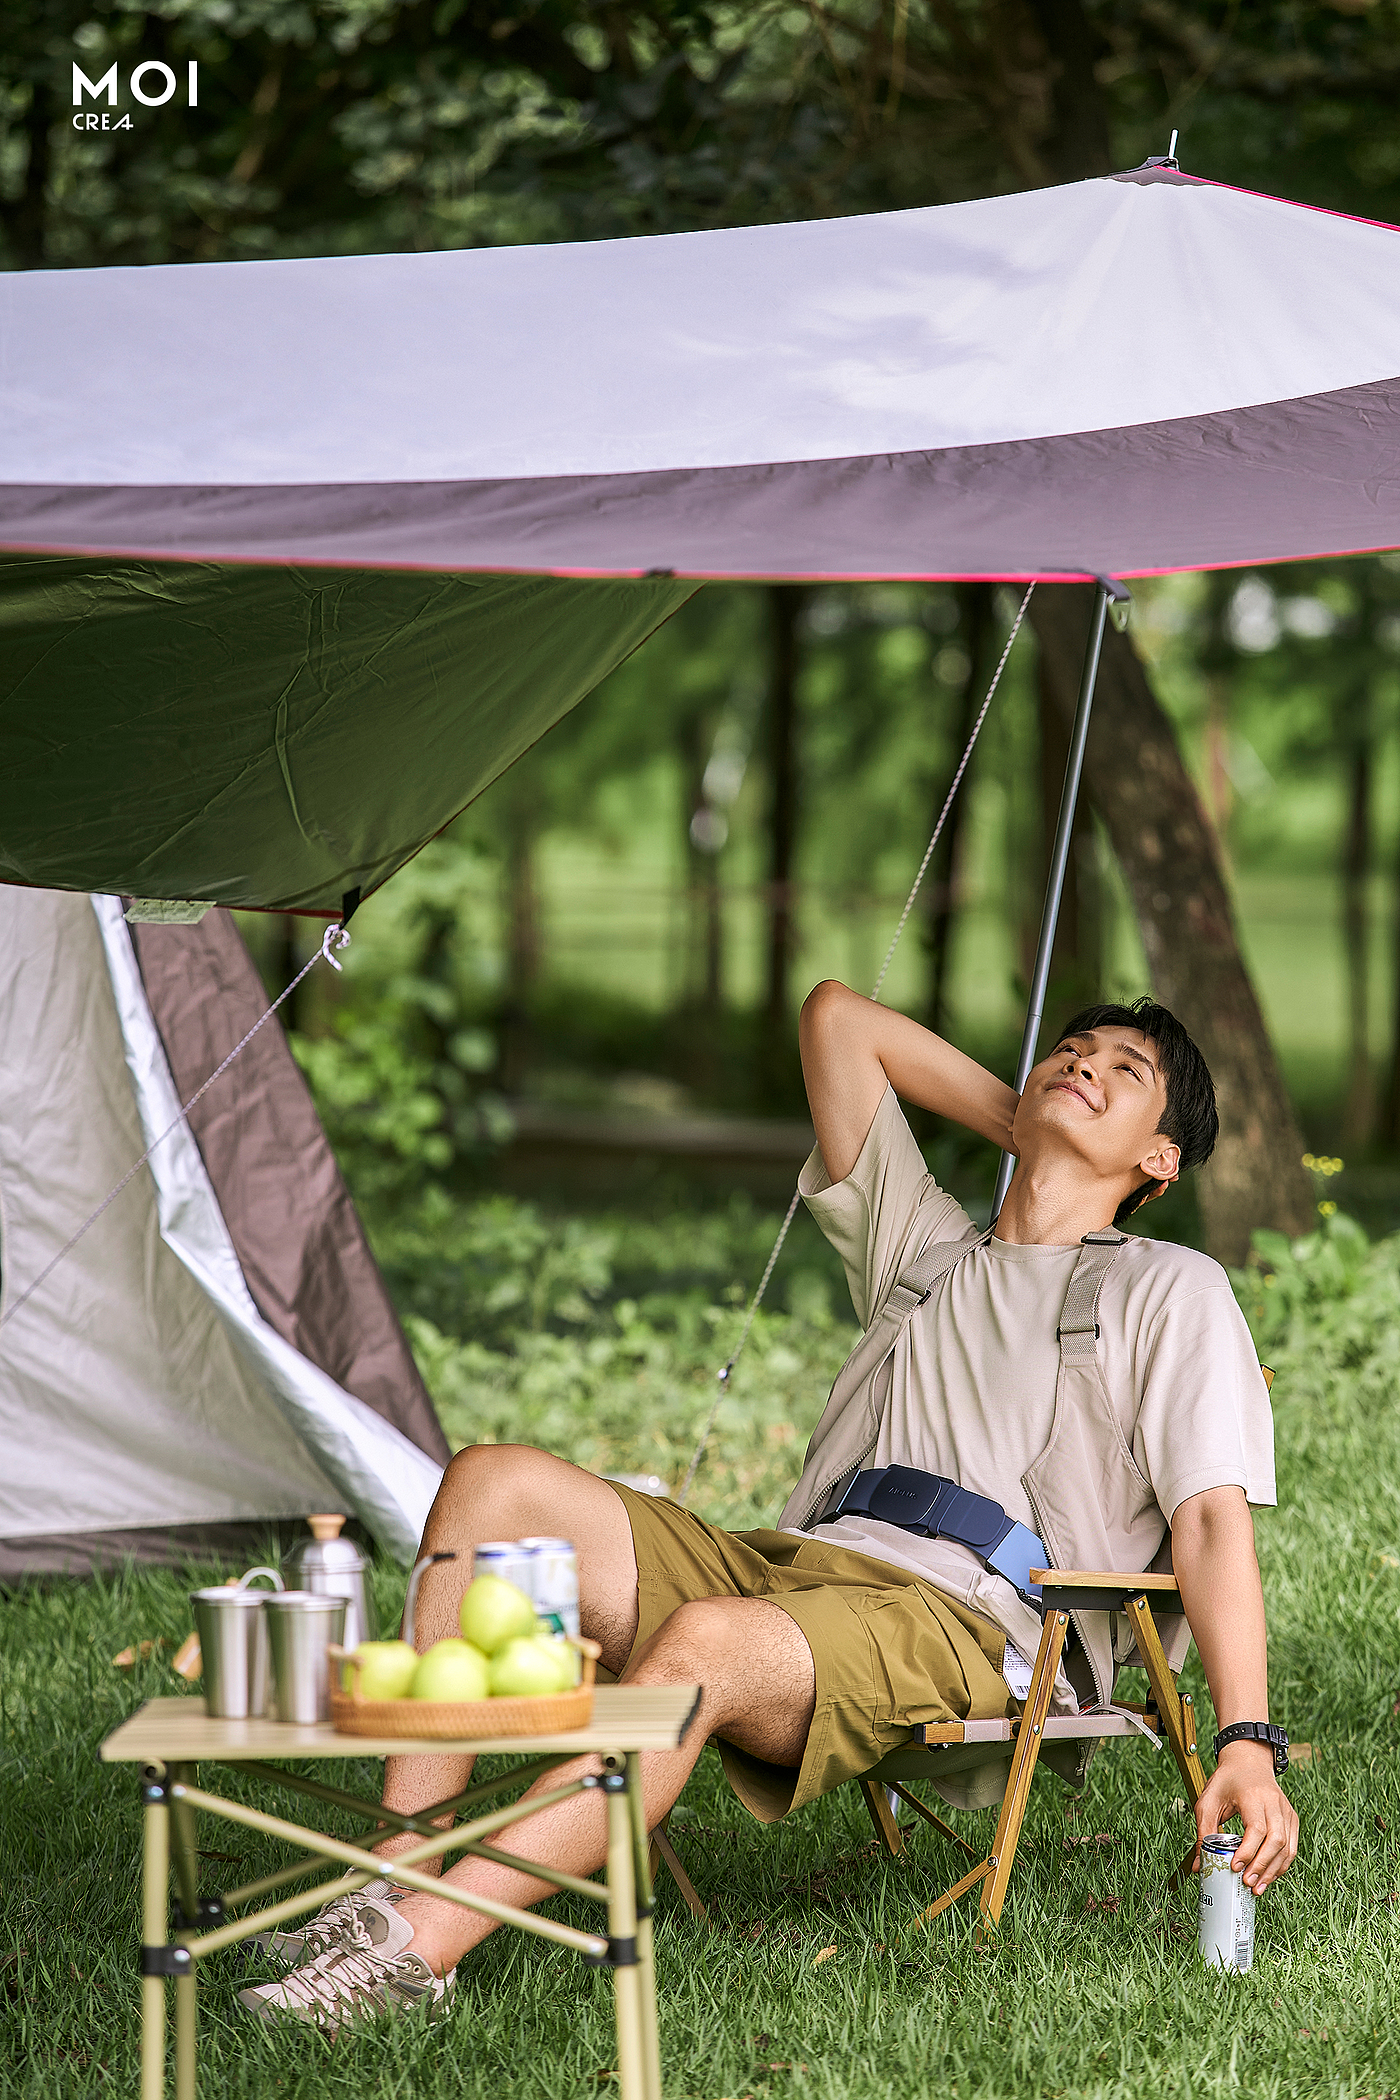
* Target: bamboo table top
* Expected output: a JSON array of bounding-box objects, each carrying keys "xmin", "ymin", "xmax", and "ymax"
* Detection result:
[{"xmin": 100, "ymin": 1689, "xmax": 702, "ymax": 1763}]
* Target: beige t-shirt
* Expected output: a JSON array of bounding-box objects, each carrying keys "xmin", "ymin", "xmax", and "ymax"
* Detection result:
[{"xmin": 789, "ymin": 1085, "xmax": 1276, "ymax": 1680}]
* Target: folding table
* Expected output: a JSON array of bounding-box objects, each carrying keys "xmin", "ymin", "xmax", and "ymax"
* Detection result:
[{"xmin": 100, "ymin": 1686, "xmax": 700, "ymax": 2100}]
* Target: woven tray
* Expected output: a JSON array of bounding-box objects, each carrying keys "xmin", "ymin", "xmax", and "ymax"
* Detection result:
[{"xmin": 327, "ymin": 1638, "xmax": 599, "ymax": 1739}]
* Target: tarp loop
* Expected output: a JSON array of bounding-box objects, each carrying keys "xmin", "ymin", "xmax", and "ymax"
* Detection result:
[
  {"xmin": 0, "ymin": 920, "xmax": 351, "ymax": 1331},
  {"xmin": 678, "ymin": 582, "xmax": 1035, "ymax": 1505}
]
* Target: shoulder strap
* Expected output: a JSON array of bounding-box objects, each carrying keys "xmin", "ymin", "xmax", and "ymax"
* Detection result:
[
  {"xmin": 835, "ymin": 1228, "xmax": 986, "ymax": 1399},
  {"xmin": 1056, "ymin": 1228, "xmax": 1128, "ymax": 1365}
]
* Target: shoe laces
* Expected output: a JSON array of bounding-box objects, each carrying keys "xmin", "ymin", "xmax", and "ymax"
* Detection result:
[
  {"xmin": 272, "ymin": 1935, "xmax": 418, "ymax": 2019},
  {"xmin": 298, "ymin": 1890, "xmax": 366, "ymax": 1957}
]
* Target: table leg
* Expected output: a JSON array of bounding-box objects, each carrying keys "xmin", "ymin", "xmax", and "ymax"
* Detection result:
[
  {"xmin": 141, "ymin": 1770, "xmax": 169, "ymax": 2100},
  {"xmin": 166, "ymin": 1764, "xmax": 199, "ymax": 2100},
  {"xmin": 174, "ymin": 1974, "xmax": 196, "ymax": 2100},
  {"xmin": 626, "ymin": 1754, "xmax": 663, "ymax": 2100},
  {"xmin": 604, "ymin": 1763, "xmax": 647, "ymax": 2100}
]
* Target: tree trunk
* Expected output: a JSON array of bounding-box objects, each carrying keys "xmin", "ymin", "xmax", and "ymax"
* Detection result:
[
  {"xmin": 269, "ymin": 914, "xmax": 302, "ymax": 1035},
  {"xmin": 764, "ymin": 585, "xmax": 804, "ymax": 1034},
  {"xmin": 925, "ymin": 584, "xmax": 991, "ymax": 1035},
  {"xmin": 3, "ymin": 81, "xmax": 51, "ymax": 269},
  {"xmin": 1341, "ymin": 730, "xmax": 1375, "ymax": 1148},
  {"xmin": 1031, "ymin": 585, "xmax": 1313, "ymax": 1263}
]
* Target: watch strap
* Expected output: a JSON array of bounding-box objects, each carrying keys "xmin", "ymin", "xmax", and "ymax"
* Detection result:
[{"xmin": 1212, "ymin": 1720, "xmax": 1288, "ymax": 1775}]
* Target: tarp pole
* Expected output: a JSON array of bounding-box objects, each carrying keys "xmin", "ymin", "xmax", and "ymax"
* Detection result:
[{"xmin": 991, "ymin": 580, "xmax": 1124, "ymax": 1221}]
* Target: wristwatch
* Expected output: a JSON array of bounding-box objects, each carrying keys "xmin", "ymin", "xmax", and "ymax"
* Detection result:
[{"xmin": 1213, "ymin": 1721, "xmax": 1289, "ymax": 1775}]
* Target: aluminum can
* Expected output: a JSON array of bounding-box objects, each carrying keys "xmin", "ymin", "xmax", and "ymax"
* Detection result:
[
  {"xmin": 472, "ymin": 1540, "xmax": 536, "ymax": 1602},
  {"xmin": 1198, "ymin": 1834, "xmax": 1255, "ymax": 1972},
  {"xmin": 519, "ymin": 1537, "xmax": 581, "ymax": 1640}
]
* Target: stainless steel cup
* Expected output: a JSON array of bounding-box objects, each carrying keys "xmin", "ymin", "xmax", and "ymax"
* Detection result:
[
  {"xmin": 263, "ymin": 1591, "xmax": 347, "ymax": 1723},
  {"xmin": 190, "ymin": 1566, "xmax": 284, "ymax": 1718}
]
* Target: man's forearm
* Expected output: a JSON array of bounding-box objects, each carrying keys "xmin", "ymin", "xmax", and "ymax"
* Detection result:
[
  {"xmin": 800, "ymin": 980, "xmax": 1018, "ymax": 1182},
  {"xmin": 1171, "ymin": 1486, "xmax": 1270, "ymax": 1730},
  {"xmin": 1171, "ymin": 1484, "xmax": 1297, "ymax": 1890}
]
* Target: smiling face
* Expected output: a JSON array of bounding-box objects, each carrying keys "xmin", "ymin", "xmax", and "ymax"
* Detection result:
[{"xmin": 1012, "ymin": 1025, "xmax": 1182, "ymax": 1205}]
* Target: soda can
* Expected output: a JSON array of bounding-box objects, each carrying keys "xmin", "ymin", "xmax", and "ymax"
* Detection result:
[
  {"xmin": 1198, "ymin": 1833, "xmax": 1255, "ymax": 1972},
  {"xmin": 472, "ymin": 1540, "xmax": 535, "ymax": 1602},
  {"xmin": 518, "ymin": 1537, "xmax": 581, "ymax": 1641}
]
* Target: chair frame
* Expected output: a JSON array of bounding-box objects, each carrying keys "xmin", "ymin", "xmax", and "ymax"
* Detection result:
[{"xmin": 857, "ymin": 1568, "xmax": 1207, "ymax": 1934}]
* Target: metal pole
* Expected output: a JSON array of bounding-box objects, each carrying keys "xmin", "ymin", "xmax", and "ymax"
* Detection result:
[
  {"xmin": 141, "ymin": 1773, "xmax": 169, "ymax": 2100},
  {"xmin": 991, "ymin": 580, "xmax": 1125, "ymax": 1220}
]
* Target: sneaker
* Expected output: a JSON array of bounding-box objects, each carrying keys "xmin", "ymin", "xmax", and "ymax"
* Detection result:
[
  {"xmin": 238, "ymin": 1893, "xmax": 454, "ymax": 2033},
  {"xmin": 248, "ymin": 1876, "xmax": 401, "ymax": 1972}
]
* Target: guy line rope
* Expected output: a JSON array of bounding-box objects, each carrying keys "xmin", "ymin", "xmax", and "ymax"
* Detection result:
[{"xmin": 677, "ymin": 582, "xmax": 1036, "ymax": 1505}]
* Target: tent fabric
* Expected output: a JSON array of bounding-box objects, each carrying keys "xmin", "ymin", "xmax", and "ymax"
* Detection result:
[
  {"xmin": 129, "ymin": 909, "xmax": 449, "ymax": 1467},
  {"xmin": 0, "ymin": 562, "xmax": 693, "ymax": 912},
  {"xmin": 0, "ymin": 888, "xmax": 444, "ymax": 1567},
  {"xmin": 1, "ymin": 167, "xmax": 1397, "ymax": 914}
]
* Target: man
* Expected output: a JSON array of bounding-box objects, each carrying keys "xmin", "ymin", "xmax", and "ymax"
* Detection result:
[{"xmin": 243, "ymin": 986, "xmax": 1298, "ymax": 2027}]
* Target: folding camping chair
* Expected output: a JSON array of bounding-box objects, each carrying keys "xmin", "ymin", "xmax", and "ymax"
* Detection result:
[{"xmin": 857, "ymin": 1565, "xmax": 1203, "ymax": 1932}]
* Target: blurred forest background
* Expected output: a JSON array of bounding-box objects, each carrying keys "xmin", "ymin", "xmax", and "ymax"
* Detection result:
[{"xmin": 6, "ymin": 2, "xmax": 1400, "ymax": 1357}]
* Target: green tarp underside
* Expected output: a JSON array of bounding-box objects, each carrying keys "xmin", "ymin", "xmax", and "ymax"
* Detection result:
[{"xmin": 0, "ymin": 557, "xmax": 695, "ymax": 913}]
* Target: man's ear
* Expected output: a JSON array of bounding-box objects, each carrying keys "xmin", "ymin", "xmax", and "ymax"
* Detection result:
[{"xmin": 1141, "ymin": 1138, "xmax": 1180, "ymax": 1186}]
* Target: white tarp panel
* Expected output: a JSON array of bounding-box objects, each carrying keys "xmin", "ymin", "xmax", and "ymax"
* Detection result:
[{"xmin": 2, "ymin": 174, "xmax": 1397, "ymax": 483}]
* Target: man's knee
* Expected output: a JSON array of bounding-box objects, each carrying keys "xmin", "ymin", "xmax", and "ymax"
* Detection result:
[
  {"xmin": 652, "ymin": 1597, "xmax": 740, "ymax": 1668},
  {"xmin": 430, "ymin": 1443, "xmax": 563, "ymax": 1535}
]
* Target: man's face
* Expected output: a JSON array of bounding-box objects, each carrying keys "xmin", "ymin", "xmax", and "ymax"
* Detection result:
[{"xmin": 1012, "ymin": 1026, "xmax": 1181, "ymax": 1195}]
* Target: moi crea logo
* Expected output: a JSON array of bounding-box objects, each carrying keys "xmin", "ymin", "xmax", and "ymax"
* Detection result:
[{"xmin": 72, "ymin": 60, "xmax": 199, "ymax": 131}]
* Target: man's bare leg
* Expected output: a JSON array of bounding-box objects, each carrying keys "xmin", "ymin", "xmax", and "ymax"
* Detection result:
[
  {"xmin": 391, "ymin": 1592, "xmax": 815, "ymax": 1977},
  {"xmin": 375, "ymin": 1447, "xmax": 642, "ymax": 1871}
]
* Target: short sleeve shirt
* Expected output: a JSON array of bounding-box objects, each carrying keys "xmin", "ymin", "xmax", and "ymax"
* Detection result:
[{"xmin": 791, "ymin": 1086, "xmax": 1275, "ymax": 1649}]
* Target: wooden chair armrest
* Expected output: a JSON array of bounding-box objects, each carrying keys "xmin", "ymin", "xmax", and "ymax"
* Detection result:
[{"xmin": 1031, "ymin": 1569, "xmax": 1182, "ymax": 1613}]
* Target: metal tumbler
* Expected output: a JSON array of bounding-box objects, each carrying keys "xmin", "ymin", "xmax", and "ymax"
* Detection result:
[
  {"xmin": 190, "ymin": 1565, "xmax": 284, "ymax": 1719},
  {"xmin": 263, "ymin": 1591, "xmax": 347, "ymax": 1723}
]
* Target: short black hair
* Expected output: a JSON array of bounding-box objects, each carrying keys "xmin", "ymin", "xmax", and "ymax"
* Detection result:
[{"xmin": 1053, "ymin": 997, "xmax": 1218, "ymax": 1223}]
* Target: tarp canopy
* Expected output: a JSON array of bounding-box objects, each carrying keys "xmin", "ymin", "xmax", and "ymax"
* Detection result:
[
  {"xmin": 0, "ymin": 889, "xmax": 446, "ymax": 1572},
  {"xmin": 2, "ymin": 166, "xmax": 1397, "ymax": 912}
]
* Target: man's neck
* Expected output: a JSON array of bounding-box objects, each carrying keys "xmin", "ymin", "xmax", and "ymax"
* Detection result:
[{"xmin": 993, "ymin": 1157, "xmax": 1128, "ymax": 1247}]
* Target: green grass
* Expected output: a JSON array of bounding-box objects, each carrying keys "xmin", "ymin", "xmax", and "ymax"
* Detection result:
[{"xmin": 4, "ymin": 1203, "xmax": 1400, "ymax": 2098}]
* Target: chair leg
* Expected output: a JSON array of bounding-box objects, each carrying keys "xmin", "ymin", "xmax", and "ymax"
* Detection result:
[
  {"xmin": 649, "ymin": 1820, "xmax": 708, "ymax": 1921},
  {"xmin": 885, "ymin": 1783, "xmax": 979, "ymax": 1862},
  {"xmin": 858, "ymin": 1778, "xmax": 905, "ymax": 1858},
  {"xmin": 1128, "ymin": 1597, "xmax": 1208, "ymax": 1800},
  {"xmin": 977, "ymin": 1607, "xmax": 1070, "ymax": 1935}
]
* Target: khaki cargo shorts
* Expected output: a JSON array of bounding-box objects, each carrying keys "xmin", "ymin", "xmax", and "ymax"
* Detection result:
[{"xmin": 611, "ymin": 1482, "xmax": 1015, "ymax": 1822}]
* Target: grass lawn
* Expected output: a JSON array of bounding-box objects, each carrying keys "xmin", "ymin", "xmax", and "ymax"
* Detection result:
[{"xmin": 4, "ymin": 1206, "xmax": 1400, "ymax": 2098}]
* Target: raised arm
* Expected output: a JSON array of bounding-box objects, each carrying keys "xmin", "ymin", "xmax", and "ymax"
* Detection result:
[
  {"xmin": 799, "ymin": 979, "xmax": 1018, "ymax": 1183},
  {"xmin": 1171, "ymin": 1485, "xmax": 1298, "ymax": 1892}
]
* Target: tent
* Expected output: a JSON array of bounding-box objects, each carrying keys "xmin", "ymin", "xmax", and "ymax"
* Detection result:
[
  {"xmin": 2, "ymin": 164, "xmax": 1399, "ymax": 918},
  {"xmin": 0, "ymin": 887, "xmax": 447, "ymax": 1574}
]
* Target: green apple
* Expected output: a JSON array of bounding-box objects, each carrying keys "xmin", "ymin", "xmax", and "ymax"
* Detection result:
[
  {"xmin": 489, "ymin": 1635, "xmax": 576, "ymax": 1699},
  {"xmin": 458, "ymin": 1573, "xmax": 536, "ymax": 1656},
  {"xmin": 410, "ymin": 1638, "xmax": 490, "ymax": 1703},
  {"xmin": 344, "ymin": 1640, "xmax": 419, "ymax": 1701}
]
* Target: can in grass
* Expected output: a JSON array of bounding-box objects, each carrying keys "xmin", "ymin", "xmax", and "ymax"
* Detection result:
[
  {"xmin": 1198, "ymin": 1834, "xmax": 1255, "ymax": 1972},
  {"xmin": 518, "ymin": 1537, "xmax": 580, "ymax": 1641},
  {"xmin": 472, "ymin": 1540, "xmax": 535, "ymax": 1601}
]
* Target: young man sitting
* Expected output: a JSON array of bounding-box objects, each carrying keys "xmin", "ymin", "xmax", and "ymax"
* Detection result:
[{"xmin": 242, "ymin": 987, "xmax": 1298, "ymax": 2027}]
